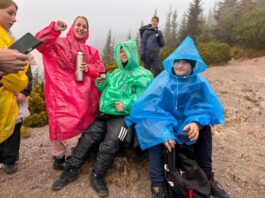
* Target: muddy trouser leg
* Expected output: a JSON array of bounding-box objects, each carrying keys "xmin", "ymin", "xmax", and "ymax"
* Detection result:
[
  {"xmin": 148, "ymin": 144, "xmax": 165, "ymax": 187},
  {"xmin": 94, "ymin": 117, "xmax": 125, "ymax": 176},
  {"xmin": 0, "ymin": 122, "xmax": 22, "ymax": 164},
  {"xmin": 152, "ymin": 54, "xmax": 162, "ymax": 76},
  {"xmin": 194, "ymin": 125, "xmax": 212, "ymax": 178},
  {"xmin": 67, "ymin": 119, "xmax": 106, "ymax": 169}
]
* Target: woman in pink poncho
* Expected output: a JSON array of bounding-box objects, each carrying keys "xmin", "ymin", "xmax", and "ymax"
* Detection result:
[{"xmin": 35, "ymin": 16, "xmax": 105, "ymax": 170}]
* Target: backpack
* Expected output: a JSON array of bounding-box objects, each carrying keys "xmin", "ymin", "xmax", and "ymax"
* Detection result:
[
  {"xmin": 164, "ymin": 146, "xmax": 211, "ymax": 198},
  {"xmin": 139, "ymin": 24, "xmax": 151, "ymax": 38}
]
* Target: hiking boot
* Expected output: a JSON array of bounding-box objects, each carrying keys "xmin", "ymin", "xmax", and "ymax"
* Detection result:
[
  {"xmin": 53, "ymin": 156, "xmax": 66, "ymax": 170},
  {"xmin": 210, "ymin": 174, "xmax": 229, "ymax": 198},
  {"xmin": 151, "ymin": 186, "xmax": 167, "ymax": 198},
  {"xmin": 52, "ymin": 167, "xmax": 78, "ymax": 190},
  {"xmin": 3, "ymin": 163, "xmax": 17, "ymax": 174},
  {"xmin": 90, "ymin": 172, "xmax": 109, "ymax": 197}
]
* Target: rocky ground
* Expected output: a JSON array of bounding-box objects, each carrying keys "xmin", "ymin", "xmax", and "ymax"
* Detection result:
[{"xmin": 0, "ymin": 57, "xmax": 265, "ymax": 198}]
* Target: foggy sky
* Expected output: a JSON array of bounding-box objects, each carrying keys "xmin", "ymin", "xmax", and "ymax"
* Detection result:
[{"xmin": 11, "ymin": 0, "xmax": 215, "ymax": 71}]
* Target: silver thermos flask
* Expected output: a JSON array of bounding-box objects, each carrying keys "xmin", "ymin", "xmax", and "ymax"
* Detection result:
[{"xmin": 76, "ymin": 51, "xmax": 84, "ymax": 81}]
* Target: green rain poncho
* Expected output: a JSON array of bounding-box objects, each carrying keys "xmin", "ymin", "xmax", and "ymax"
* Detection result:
[{"xmin": 96, "ymin": 39, "xmax": 153, "ymax": 115}]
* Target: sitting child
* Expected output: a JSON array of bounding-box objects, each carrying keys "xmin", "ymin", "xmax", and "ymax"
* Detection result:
[{"xmin": 126, "ymin": 36, "xmax": 229, "ymax": 198}]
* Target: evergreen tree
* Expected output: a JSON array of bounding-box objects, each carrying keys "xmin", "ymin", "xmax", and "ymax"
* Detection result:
[
  {"xmin": 215, "ymin": 0, "xmax": 238, "ymax": 21},
  {"xmin": 237, "ymin": 0, "xmax": 255, "ymax": 15},
  {"xmin": 234, "ymin": 7, "xmax": 265, "ymax": 49},
  {"xmin": 196, "ymin": 25, "xmax": 216, "ymax": 43},
  {"xmin": 255, "ymin": 0, "xmax": 265, "ymax": 7},
  {"xmin": 137, "ymin": 21, "xmax": 144, "ymax": 55},
  {"xmin": 186, "ymin": 0, "xmax": 204, "ymax": 39},
  {"xmin": 23, "ymin": 81, "xmax": 48, "ymax": 128},
  {"xmin": 102, "ymin": 29, "xmax": 114, "ymax": 64},
  {"xmin": 168, "ymin": 8, "xmax": 178, "ymax": 48},
  {"xmin": 207, "ymin": 4, "xmax": 217, "ymax": 26},
  {"xmin": 127, "ymin": 30, "xmax": 132, "ymax": 40},
  {"xmin": 164, "ymin": 7, "xmax": 172, "ymax": 47},
  {"xmin": 140, "ymin": 20, "xmax": 144, "ymax": 27},
  {"xmin": 32, "ymin": 68, "xmax": 43, "ymax": 87},
  {"xmin": 214, "ymin": 0, "xmax": 239, "ymax": 44},
  {"xmin": 136, "ymin": 32, "xmax": 141, "ymax": 54},
  {"xmin": 153, "ymin": 8, "xmax": 158, "ymax": 16},
  {"xmin": 177, "ymin": 13, "xmax": 188, "ymax": 44}
]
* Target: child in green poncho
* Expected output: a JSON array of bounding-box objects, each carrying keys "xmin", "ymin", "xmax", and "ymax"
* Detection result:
[{"xmin": 52, "ymin": 40, "xmax": 153, "ymax": 197}]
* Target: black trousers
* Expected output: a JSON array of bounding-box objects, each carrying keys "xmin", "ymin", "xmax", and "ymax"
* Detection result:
[
  {"xmin": 68, "ymin": 116, "xmax": 125, "ymax": 176},
  {"xmin": 143, "ymin": 52, "xmax": 162, "ymax": 76},
  {"xmin": 148, "ymin": 125, "xmax": 212, "ymax": 187},
  {"xmin": 0, "ymin": 122, "xmax": 22, "ymax": 164}
]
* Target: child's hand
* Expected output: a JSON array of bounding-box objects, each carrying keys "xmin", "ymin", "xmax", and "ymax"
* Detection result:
[
  {"xmin": 115, "ymin": 102, "xmax": 124, "ymax": 112},
  {"xmin": 80, "ymin": 63, "xmax": 88, "ymax": 72},
  {"xmin": 15, "ymin": 93, "xmax": 27, "ymax": 104},
  {"xmin": 97, "ymin": 76, "xmax": 105, "ymax": 84},
  {"xmin": 163, "ymin": 139, "xmax": 176, "ymax": 152},
  {"xmin": 183, "ymin": 122, "xmax": 200, "ymax": 141}
]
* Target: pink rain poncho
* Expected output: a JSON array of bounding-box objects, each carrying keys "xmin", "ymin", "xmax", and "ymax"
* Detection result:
[{"xmin": 35, "ymin": 21, "xmax": 105, "ymax": 141}]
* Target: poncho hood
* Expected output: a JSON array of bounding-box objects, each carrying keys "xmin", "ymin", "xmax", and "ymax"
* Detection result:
[
  {"xmin": 163, "ymin": 36, "xmax": 207, "ymax": 76},
  {"xmin": 114, "ymin": 39, "xmax": 139, "ymax": 70}
]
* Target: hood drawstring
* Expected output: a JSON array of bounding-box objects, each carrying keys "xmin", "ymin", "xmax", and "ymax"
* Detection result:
[{"xmin": 175, "ymin": 80, "xmax": 178, "ymax": 109}]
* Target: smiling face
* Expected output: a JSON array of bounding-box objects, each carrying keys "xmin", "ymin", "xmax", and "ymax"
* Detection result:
[
  {"xmin": 151, "ymin": 16, "xmax": 159, "ymax": 28},
  {"xmin": 173, "ymin": 60, "xmax": 193, "ymax": 77},
  {"xmin": 73, "ymin": 17, "xmax": 88, "ymax": 39},
  {"xmin": 0, "ymin": 4, "xmax": 17, "ymax": 31},
  {"xmin": 119, "ymin": 48, "xmax": 128, "ymax": 63}
]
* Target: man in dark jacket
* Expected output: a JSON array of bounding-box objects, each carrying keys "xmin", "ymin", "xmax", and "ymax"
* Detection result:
[{"xmin": 141, "ymin": 16, "xmax": 165, "ymax": 76}]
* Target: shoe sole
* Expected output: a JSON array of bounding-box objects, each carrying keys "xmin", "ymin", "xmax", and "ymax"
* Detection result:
[
  {"xmin": 4, "ymin": 169, "xmax": 17, "ymax": 174},
  {"xmin": 52, "ymin": 176, "xmax": 78, "ymax": 191},
  {"xmin": 53, "ymin": 166, "xmax": 64, "ymax": 171},
  {"xmin": 90, "ymin": 181, "xmax": 109, "ymax": 197}
]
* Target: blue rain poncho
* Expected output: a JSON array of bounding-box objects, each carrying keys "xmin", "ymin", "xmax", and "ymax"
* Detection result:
[{"xmin": 126, "ymin": 36, "xmax": 224, "ymax": 150}]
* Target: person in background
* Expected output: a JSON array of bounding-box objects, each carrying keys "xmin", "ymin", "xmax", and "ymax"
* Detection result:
[
  {"xmin": 126, "ymin": 36, "xmax": 229, "ymax": 198},
  {"xmin": 140, "ymin": 16, "xmax": 164, "ymax": 76},
  {"xmin": 35, "ymin": 17, "xmax": 105, "ymax": 170},
  {"xmin": 52, "ymin": 40, "xmax": 153, "ymax": 197}
]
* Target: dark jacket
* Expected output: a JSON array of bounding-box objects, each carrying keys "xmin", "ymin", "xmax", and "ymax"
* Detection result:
[
  {"xmin": 141, "ymin": 27, "xmax": 164, "ymax": 56},
  {"xmin": 21, "ymin": 65, "xmax": 32, "ymax": 96}
]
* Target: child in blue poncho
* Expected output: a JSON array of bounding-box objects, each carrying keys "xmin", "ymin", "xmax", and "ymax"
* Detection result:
[{"xmin": 126, "ymin": 36, "xmax": 229, "ymax": 198}]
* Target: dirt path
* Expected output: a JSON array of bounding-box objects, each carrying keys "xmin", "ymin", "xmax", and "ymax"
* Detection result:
[{"xmin": 1, "ymin": 57, "xmax": 265, "ymax": 198}]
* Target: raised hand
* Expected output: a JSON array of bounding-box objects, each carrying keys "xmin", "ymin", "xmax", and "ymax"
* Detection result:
[{"xmin": 54, "ymin": 20, "xmax": 67, "ymax": 32}]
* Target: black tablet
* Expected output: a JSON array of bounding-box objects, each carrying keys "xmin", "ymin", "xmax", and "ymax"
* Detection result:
[{"xmin": 9, "ymin": 33, "xmax": 43, "ymax": 54}]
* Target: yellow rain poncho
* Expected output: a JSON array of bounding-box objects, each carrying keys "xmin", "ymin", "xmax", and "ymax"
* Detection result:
[{"xmin": 0, "ymin": 26, "xmax": 28, "ymax": 143}]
